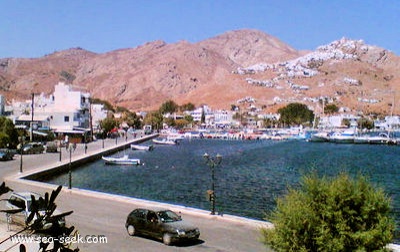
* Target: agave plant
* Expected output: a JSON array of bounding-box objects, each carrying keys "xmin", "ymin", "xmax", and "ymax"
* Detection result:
[{"xmin": 0, "ymin": 183, "xmax": 79, "ymax": 252}]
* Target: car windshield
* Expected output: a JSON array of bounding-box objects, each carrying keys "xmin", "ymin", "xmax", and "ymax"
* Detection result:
[{"xmin": 157, "ymin": 210, "xmax": 181, "ymax": 223}]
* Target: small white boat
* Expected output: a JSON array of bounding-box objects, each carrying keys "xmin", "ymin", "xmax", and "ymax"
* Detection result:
[
  {"xmin": 328, "ymin": 128, "xmax": 357, "ymax": 144},
  {"xmin": 102, "ymin": 155, "xmax": 141, "ymax": 165},
  {"xmin": 152, "ymin": 138, "xmax": 177, "ymax": 145},
  {"xmin": 354, "ymin": 132, "xmax": 397, "ymax": 145},
  {"xmin": 130, "ymin": 144, "xmax": 154, "ymax": 151},
  {"xmin": 308, "ymin": 132, "xmax": 330, "ymax": 142}
]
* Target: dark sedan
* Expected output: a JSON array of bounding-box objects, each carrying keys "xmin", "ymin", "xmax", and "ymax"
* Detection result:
[
  {"xmin": 0, "ymin": 149, "xmax": 14, "ymax": 161},
  {"xmin": 125, "ymin": 208, "xmax": 200, "ymax": 245}
]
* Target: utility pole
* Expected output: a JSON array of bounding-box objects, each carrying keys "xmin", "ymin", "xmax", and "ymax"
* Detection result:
[{"xmin": 30, "ymin": 93, "xmax": 34, "ymax": 142}]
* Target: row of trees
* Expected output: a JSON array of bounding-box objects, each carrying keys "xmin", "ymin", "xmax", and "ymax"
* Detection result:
[
  {"xmin": 98, "ymin": 99, "xmax": 197, "ymax": 134},
  {"xmin": 93, "ymin": 95, "xmax": 386, "ymax": 135},
  {"xmin": 143, "ymin": 100, "xmax": 196, "ymax": 130}
]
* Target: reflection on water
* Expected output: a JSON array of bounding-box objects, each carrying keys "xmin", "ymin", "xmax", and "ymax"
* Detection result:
[{"xmin": 37, "ymin": 139, "xmax": 400, "ymax": 225}]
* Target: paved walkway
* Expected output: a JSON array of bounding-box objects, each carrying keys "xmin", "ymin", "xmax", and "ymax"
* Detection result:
[{"xmin": 0, "ymin": 133, "xmax": 274, "ymax": 252}]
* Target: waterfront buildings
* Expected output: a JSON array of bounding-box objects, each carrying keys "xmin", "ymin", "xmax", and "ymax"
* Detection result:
[{"xmin": 12, "ymin": 82, "xmax": 102, "ymax": 142}]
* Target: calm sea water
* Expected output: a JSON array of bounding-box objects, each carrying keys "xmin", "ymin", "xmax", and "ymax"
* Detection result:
[{"xmin": 37, "ymin": 139, "xmax": 400, "ymax": 225}]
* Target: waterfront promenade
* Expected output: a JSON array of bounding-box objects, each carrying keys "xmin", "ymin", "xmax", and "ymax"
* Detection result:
[{"xmin": 0, "ymin": 133, "xmax": 273, "ymax": 251}]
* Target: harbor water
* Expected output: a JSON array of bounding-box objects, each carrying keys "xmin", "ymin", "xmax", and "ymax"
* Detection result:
[{"xmin": 37, "ymin": 138, "xmax": 400, "ymax": 226}]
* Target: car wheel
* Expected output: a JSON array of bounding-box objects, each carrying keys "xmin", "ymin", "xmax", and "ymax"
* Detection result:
[
  {"xmin": 162, "ymin": 233, "xmax": 172, "ymax": 245},
  {"xmin": 126, "ymin": 225, "xmax": 135, "ymax": 236}
]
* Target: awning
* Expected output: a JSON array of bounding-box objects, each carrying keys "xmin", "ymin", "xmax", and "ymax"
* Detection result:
[
  {"xmin": 17, "ymin": 115, "xmax": 50, "ymax": 121},
  {"xmin": 33, "ymin": 130, "xmax": 48, "ymax": 136},
  {"xmin": 55, "ymin": 129, "xmax": 86, "ymax": 134}
]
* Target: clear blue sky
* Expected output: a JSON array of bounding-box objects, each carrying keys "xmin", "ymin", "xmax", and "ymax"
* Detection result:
[{"xmin": 1, "ymin": 0, "xmax": 399, "ymax": 58}]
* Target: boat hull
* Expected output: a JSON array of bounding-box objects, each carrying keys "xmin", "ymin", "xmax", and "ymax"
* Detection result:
[
  {"xmin": 102, "ymin": 155, "xmax": 141, "ymax": 165},
  {"xmin": 130, "ymin": 144, "xmax": 154, "ymax": 151}
]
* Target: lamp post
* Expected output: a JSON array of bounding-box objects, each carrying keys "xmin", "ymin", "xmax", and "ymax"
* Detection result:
[
  {"xmin": 203, "ymin": 153, "xmax": 222, "ymax": 215},
  {"xmin": 59, "ymin": 141, "xmax": 62, "ymax": 162},
  {"xmin": 67, "ymin": 143, "xmax": 77, "ymax": 189},
  {"xmin": 83, "ymin": 134, "xmax": 87, "ymax": 154},
  {"xmin": 18, "ymin": 136, "xmax": 25, "ymax": 173}
]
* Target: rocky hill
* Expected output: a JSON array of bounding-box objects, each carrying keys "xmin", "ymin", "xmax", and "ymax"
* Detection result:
[{"xmin": 0, "ymin": 29, "xmax": 399, "ymax": 115}]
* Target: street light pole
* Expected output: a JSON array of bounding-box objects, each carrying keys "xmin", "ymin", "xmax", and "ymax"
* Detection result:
[
  {"xmin": 67, "ymin": 143, "xmax": 76, "ymax": 189},
  {"xmin": 18, "ymin": 136, "xmax": 25, "ymax": 173},
  {"xmin": 59, "ymin": 141, "xmax": 62, "ymax": 162},
  {"xmin": 203, "ymin": 153, "xmax": 222, "ymax": 215}
]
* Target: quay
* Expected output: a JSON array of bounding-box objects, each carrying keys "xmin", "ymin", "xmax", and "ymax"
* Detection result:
[{"xmin": 0, "ymin": 133, "xmax": 273, "ymax": 252}]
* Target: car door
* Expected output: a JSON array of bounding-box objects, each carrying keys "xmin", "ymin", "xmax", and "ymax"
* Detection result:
[
  {"xmin": 145, "ymin": 211, "xmax": 161, "ymax": 237},
  {"xmin": 7, "ymin": 195, "xmax": 28, "ymax": 225},
  {"xmin": 131, "ymin": 209, "xmax": 147, "ymax": 233}
]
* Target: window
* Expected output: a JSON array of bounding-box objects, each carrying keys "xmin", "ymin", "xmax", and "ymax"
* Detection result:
[
  {"xmin": 64, "ymin": 116, "xmax": 69, "ymax": 122},
  {"xmin": 9, "ymin": 196, "xmax": 26, "ymax": 209}
]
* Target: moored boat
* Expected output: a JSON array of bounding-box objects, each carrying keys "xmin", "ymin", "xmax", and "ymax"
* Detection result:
[
  {"xmin": 102, "ymin": 155, "xmax": 141, "ymax": 165},
  {"xmin": 130, "ymin": 144, "xmax": 154, "ymax": 151},
  {"xmin": 327, "ymin": 128, "xmax": 358, "ymax": 144},
  {"xmin": 308, "ymin": 131, "xmax": 330, "ymax": 142},
  {"xmin": 152, "ymin": 138, "xmax": 177, "ymax": 145},
  {"xmin": 354, "ymin": 132, "xmax": 397, "ymax": 145}
]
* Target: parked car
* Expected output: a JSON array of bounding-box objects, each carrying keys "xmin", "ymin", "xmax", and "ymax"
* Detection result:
[
  {"xmin": 125, "ymin": 208, "xmax": 200, "ymax": 245},
  {"xmin": 0, "ymin": 149, "xmax": 14, "ymax": 161},
  {"xmin": 6, "ymin": 191, "xmax": 66, "ymax": 230},
  {"xmin": 18, "ymin": 142, "xmax": 45, "ymax": 154},
  {"xmin": 45, "ymin": 141, "xmax": 59, "ymax": 153}
]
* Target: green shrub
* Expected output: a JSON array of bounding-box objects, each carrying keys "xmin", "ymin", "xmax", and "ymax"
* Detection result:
[{"xmin": 262, "ymin": 173, "xmax": 395, "ymax": 252}]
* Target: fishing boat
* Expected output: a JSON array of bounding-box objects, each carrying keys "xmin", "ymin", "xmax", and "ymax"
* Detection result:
[
  {"xmin": 130, "ymin": 144, "xmax": 154, "ymax": 151},
  {"xmin": 308, "ymin": 131, "xmax": 330, "ymax": 142},
  {"xmin": 328, "ymin": 128, "xmax": 358, "ymax": 144},
  {"xmin": 102, "ymin": 155, "xmax": 141, "ymax": 165},
  {"xmin": 152, "ymin": 138, "xmax": 177, "ymax": 145},
  {"xmin": 354, "ymin": 132, "xmax": 397, "ymax": 145}
]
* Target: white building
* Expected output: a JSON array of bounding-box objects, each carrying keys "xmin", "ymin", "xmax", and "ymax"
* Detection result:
[
  {"xmin": 91, "ymin": 103, "xmax": 108, "ymax": 131},
  {"xmin": 318, "ymin": 114, "xmax": 360, "ymax": 129},
  {"xmin": 15, "ymin": 82, "xmax": 92, "ymax": 141},
  {"xmin": 214, "ymin": 110, "xmax": 233, "ymax": 128}
]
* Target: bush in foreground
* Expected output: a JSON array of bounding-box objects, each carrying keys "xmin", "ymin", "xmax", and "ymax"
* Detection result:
[{"xmin": 262, "ymin": 173, "xmax": 395, "ymax": 251}]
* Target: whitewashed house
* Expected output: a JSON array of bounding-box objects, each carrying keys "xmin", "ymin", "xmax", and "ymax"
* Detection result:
[
  {"xmin": 15, "ymin": 82, "xmax": 92, "ymax": 142},
  {"xmin": 91, "ymin": 103, "xmax": 108, "ymax": 132}
]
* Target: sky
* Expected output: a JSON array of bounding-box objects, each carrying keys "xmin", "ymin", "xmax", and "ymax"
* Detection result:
[{"xmin": 0, "ymin": 0, "xmax": 399, "ymax": 58}]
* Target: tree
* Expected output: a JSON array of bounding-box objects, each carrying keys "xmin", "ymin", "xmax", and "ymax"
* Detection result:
[
  {"xmin": 143, "ymin": 111, "xmax": 163, "ymax": 131},
  {"xmin": 99, "ymin": 117, "xmax": 118, "ymax": 134},
  {"xmin": 175, "ymin": 119, "xmax": 189, "ymax": 129},
  {"xmin": 358, "ymin": 117, "xmax": 374, "ymax": 130},
  {"xmin": 201, "ymin": 109, "xmax": 206, "ymax": 125},
  {"xmin": 0, "ymin": 117, "xmax": 18, "ymax": 148},
  {"xmin": 262, "ymin": 172, "xmax": 395, "ymax": 251},
  {"xmin": 179, "ymin": 103, "xmax": 195, "ymax": 112},
  {"xmin": 159, "ymin": 100, "xmax": 178, "ymax": 115},
  {"xmin": 121, "ymin": 111, "xmax": 141, "ymax": 129},
  {"xmin": 278, "ymin": 103, "xmax": 314, "ymax": 126},
  {"xmin": 324, "ymin": 104, "xmax": 339, "ymax": 114}
]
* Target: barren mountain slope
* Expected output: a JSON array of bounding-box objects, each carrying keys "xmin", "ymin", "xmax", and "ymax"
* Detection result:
[
  {"xmin": 0, "ymin": 48, "xmax": 96, "ymax": 100},
  {"xmin": 197, "ymin": 29, "xmax": 302, "ymax": 67},
  {"xmin": 0, "ymin": 30, "xmax": 399, "ymax": 115}
]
